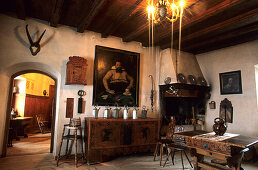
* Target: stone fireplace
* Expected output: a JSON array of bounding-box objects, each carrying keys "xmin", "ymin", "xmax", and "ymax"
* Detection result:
[{"xmin": 159, "ymin": 83, "xmax": 210, "ymax": 127}]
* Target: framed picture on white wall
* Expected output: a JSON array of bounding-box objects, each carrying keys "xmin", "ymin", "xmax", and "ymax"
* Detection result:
[
  {"xmin": 93, "ymin": 45, "xmax": 140, "ymax": 106},
  {"xmin": 219, "ymin": 70, "xmax": 242, "ymax": 95}
]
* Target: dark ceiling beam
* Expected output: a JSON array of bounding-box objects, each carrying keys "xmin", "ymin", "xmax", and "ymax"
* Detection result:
[
  {"xmin": 15, "ymin": 0, "xmax": 26, "ymax": 20},
  {"xmin": 183, "ymin": 22, "xmax": 258, "ymax": 53},
  {"xmin": 77, "ymin": 0, "xmax": 107, "ymax": 33},
  {"xmin": 122, "ymin": 23, "xmax": 148, "ymax": 42},
  {"xmin": 123, "ymin": 0, "xmax": 244, "ymax": 43},
  {"xmin": 190, "ymin": 28, "xmax": 258, "ymax": 54},
  {"xmin": 160, "ymin": 7, "xmax": 258, "ymax": 49},
  {"xmin": 49, "ymin": 0, "xmax": 64, "ymax": 27},
  {"xmin": 156, "ymin": 0, "xmax": 250, "ymax": 45},
  {"xmin": 101, "ymin": 0, "xmax": 144, "ymax": 38}
]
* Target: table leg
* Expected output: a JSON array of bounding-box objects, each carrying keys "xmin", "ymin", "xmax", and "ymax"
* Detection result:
[{"xmin": 191, "ymin": 149, "xmax": 204, "ymax": 170}]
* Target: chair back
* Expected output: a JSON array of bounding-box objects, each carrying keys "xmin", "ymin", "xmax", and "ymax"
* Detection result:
[
  {"xmin": 35, "ymin": 115, "xmax": 40, "ymax": 121},
  {"xmin": 69, "ymin": 117, "xmax": 81, "ymax": 127},
  {"xmin": 166, "ymin": 116, "xmax": 176, "ymax": 139}
]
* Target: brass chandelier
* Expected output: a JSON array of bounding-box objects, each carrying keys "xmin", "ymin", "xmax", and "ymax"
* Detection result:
[
  {"xmin": 147, "ymin": 0, "xmax": 184, "ymax": 23},
  {"xmin": 147, "ymin": 0, "xmax": 185, "ymax": 80}
]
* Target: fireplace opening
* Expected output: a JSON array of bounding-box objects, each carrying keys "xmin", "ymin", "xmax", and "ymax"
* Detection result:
[
  {"xmin": 159, "ymin": 83, "xmax": 210, "ymax": 129},
  {"xmin": 164, "ymin": 97, "xmax": 206, "ymax": 125}
]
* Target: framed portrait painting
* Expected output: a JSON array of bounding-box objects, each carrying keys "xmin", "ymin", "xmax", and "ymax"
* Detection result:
[
  {"xmin": 93, "ymin": 45, "xmax": 140, "ymax": 106},
  {"xmin": 219, "ymin": 70, "xmax": 242, "ymax": 95}
]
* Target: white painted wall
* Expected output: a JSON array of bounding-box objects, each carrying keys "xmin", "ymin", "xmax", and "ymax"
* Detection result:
[
  {"xmin": 158, "ymin": 48, "xmax": 203, "ymax": 85},
  {"xmin": 196, "ymin": 40, "xmax": 258, "ymax": 137},
  {"xmin": 0, "ymin": 13, "xmax": 158, "ymax": 156}
]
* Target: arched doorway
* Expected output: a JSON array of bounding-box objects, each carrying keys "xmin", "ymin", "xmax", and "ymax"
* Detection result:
[{"xmin": 3, "ymin": 70, "xmax": 57, "ymax": 157}]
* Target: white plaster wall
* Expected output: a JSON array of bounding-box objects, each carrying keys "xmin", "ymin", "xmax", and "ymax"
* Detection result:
[
  {"xmin": 196, "ymin": 40, "xmax": 258, "ymax": 137},
  {"xmin": 158, "ymin": 48, "xmax": 177, "ymax": 84},
  {"xmin": 158, "ymin": 48, "xmax": 203, "ymax": 85},
  {"xmin": 0, "ymin": 13, "xmax": 157, "ymax": 156}
]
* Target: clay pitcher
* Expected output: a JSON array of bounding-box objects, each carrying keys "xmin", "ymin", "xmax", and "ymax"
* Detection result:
[{"xmin": 213, "ymin": 118, "xmax": 227, "ymax": 136}]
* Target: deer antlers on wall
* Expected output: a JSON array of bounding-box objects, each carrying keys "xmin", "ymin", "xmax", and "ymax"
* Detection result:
[{"xmin": 25, "ymin": 24, "xmax": 46, "ymax": 56}]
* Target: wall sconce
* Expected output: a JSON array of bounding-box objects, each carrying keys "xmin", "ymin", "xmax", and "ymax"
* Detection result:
[{"xmin": 209, "ymin": 101, "xmax": 216, "ymax": 109}]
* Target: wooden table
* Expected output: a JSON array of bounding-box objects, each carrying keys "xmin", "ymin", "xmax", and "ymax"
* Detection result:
[
  {"xmin": 11, "ymin": 117, "xmax": 33, "ymax": 138},
  {"xmin": 176, "ymin": 130, "xmax": 258, "ymax": 170},
  {"xmin": 85, "ymin": 118, "xmax": 160, "ymax": 164}
]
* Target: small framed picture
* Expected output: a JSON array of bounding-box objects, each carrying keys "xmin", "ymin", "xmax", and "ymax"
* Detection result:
[{"xmin": 219, "ymin": 70, "xmax": 242, "ymax": 95}]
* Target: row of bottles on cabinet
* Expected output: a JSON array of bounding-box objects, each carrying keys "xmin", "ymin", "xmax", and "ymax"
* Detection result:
[{"xmin": 92, "ymin": 106, "xmax": 148, "ymax": 119}]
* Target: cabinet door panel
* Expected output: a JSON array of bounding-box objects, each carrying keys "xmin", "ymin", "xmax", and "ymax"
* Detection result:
[
  {"xmin": 132, "ymin": 121, "xmax": 157, "ymax": 145},
  {"xmin": 90, "ymin": 121, "xmax": 121, "ymax": 148}
]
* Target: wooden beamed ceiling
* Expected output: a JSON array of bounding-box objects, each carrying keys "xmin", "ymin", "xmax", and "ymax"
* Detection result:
[{"xmin": 1, "ymin": 0, "xmax": 258, "ymax": 54}]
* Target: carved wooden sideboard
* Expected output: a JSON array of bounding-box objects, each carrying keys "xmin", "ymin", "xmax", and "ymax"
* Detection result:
[{"xmin": 85, "ymin": 118, "xmax": 160, "ymax": 164}]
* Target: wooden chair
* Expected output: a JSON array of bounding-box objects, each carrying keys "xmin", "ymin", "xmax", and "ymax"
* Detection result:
[
  {"xmin": 56, "ymin": 118, "xmax": 84, "ymax": 167},
  {"xmin": 163, "ymin": 125, "xmax": 193, "ymax": 169},
  {"xmin": 153, "ymin": 116, "xmax": 176, "ymax": 166},
  {"xmin": 35, "ymin": 115, "xmax": 49, "ymax": 134}
]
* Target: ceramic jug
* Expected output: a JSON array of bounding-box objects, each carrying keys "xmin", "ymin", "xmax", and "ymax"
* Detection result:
[
  {"xmin": 113, "ymin": 106, "xmax": 121, "ymax": 119},
  {"xmin": 213, "ymin": 117, "xmax": 227, "ymax": 136},
  {"xmin": 141, "ymin": 106, "xmax": 148, "ymax": 118},
  {"xmin": 123, "ymin": 106, "xmax": 129, "ymax": 119},
  {"xmin": 104, "ymin": 106, "xmax": 111, "ymax": 118},
  {"xmin": 132, "ymin": 107, "xmax": 138, "ymax": 119},
  {"xmin": 92, "ymin": 106, "xmax": 100, "ymax": 118}
]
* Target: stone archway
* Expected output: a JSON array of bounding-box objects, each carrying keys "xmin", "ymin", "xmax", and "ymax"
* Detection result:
[{"xmin": 2, "ymin": 62, "xmax": 60, "ymax": 157}]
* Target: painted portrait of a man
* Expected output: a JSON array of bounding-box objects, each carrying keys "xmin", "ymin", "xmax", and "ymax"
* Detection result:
[
  {"xmin": 220, "ymin": 70, "xmax": 242, "ymax": 95},
  {"xmin": 93, "ymin": 46, "xmax": 140, "ymax": 106}
]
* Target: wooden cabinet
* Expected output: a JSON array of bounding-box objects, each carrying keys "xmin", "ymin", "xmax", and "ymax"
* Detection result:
[
  {"xmin": 85, "ymin": 118, "xmax": 160, "ymax": 164},
  {"xmin": 65, "ymin": 56, "xmax": 87, "ymax": 85}
]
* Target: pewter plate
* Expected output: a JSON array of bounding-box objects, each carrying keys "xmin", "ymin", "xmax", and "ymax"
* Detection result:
[
  {"xmin": 188, "ymin": 75, "xmax": 197, "ymax": 85},
  {"xmin": 164, "ymin": 77, "xmax": 171, "ymax": 84},
  {"xmin": 177, "ymin": 73, "xmax": 187, "ymax": 84},
  {"xmin": 197, "ymin": 76, "xmax": 207, "ymax": 86}
]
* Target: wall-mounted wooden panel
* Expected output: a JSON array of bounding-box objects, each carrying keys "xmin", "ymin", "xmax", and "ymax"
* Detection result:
[
  {"xmin": 66, "ymin": 98, "xmax": 74, "ymax": 118},
  {"xmin": 65, "ymin": 56, "xmax": 87, "ymax": 85},
  {"xmin": 24, "ymin": 94, "xmax": 52, "ymax": 130},
  {"xmin": 24, "ymin": 85, "xmax": 54, "ymax": 131}
]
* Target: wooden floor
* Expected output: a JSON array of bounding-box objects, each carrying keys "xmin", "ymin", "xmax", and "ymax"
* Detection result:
[{"xmin": 1, "ymin": 133, "xmax": 258, "ymax": 170}]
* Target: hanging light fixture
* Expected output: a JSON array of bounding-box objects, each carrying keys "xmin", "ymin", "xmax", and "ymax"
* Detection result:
[
  {"xmin": 147, "ymin": 0, "xmax": 184, "ymax": 23},
  {"xmin": 147, "ymin": 0, "xmax": 185, "ymax": 82}
]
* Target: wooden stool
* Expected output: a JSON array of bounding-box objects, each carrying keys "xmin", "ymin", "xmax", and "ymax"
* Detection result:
[{"xmin": 56, "ymin": 118, "xmax": 84, "ymax": 167}]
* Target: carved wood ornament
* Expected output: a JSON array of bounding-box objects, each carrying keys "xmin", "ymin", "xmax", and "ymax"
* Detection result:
[
  {"xmin": 66, "ymin": 56, "xmax": 88, "ymax": 85},
  {"xmin": 219, "ymin": 98, "xmax": 233, "ymax": 123}
]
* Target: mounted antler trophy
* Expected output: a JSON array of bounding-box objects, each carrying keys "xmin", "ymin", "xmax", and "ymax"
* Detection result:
[{"xmin": 25, "ymin": 24, "xmax": 46, "ymax": 56}]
